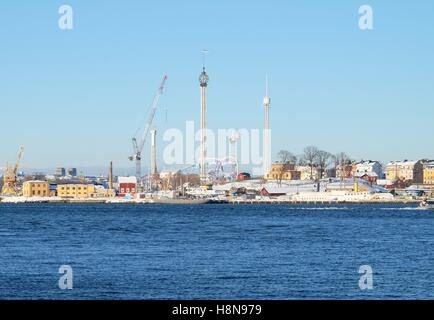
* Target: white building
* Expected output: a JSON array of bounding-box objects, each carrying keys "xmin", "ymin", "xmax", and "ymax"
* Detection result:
[
  {"xmin": 295, "ymin": 165, "xmax": 318, "ymax": 181},
  {"xmin": 353, "ymin": 161, "xmax": 383, "ymax": 178}
]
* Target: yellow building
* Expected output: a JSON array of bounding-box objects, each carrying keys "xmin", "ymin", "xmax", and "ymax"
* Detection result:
[
  {"xmin": 386, "ymin": 160, "xmax": 424, "ymax": 184},
  {"xmin": 265, "ymin": 163, "xmax": 301, "ymax": 181},
  {"xmin": 56, "ymin": 184, "xmax": 116, "ymax": 198},
  {"xmin": 23, "ymin": 180, "xmax": 50, "ymax": 197},
  {"xmin": 92, "ymin": 187, "xmax": 116, "ymax": 198},
  {"xmin": 424, "ymin": 164, "xmax": 434, "ymax": 185},
  {"xmin": 57, "ymin": 184, "xmax": 96, "ymax": 198}
]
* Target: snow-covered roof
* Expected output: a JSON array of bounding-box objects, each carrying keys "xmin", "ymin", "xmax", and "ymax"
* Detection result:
[
  {"xmin": 387, "ymin": 160, "xmax": 418, "ymax": 166},
  {"xmin": 354, "ymin": 172, "xmax": 378, "ymax": 177},
  {"xmin": 356, "ymin": 160, "xmax": 380, "ymax": 165},
  {"xmin": 118, "ymin": 176, "xmax": 137, "ymax": 184},
  {"xmin": 261, "ymin": 187, "xmax": 292, "ymax": 194}
]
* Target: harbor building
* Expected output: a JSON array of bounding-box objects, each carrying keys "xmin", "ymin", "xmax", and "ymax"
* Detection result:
[
  {"xmin": 118, "ymin": 176, "xmax": 137, "ymax": 197},
  {"xmin": 57, "ymin": 184, "xmax": 96, "ymax": 198},
  {"xmin": 92, "ymin": 185, "xmax": 116, "ymax": 198},
  {"xmin": 336, "ymin": 162, "xmax": 354, "ymax": 179},
  {"xmin": 353, "ymin": 161, "xmax": 382, "ymax": 177},
  {"xmin": 295, "ymin": 165, "xmax": 319, "ymax": 181},
  {"xmin": 386, "ymin": 160, "xmax": 424, "ymax": 185},
  {"xmin": 23, "ymin": 180, "xmax": 50, "ymax": 197},
  {"xmin": 423, "ymin": 162, "xmax": 434, "ymax": 185},
  {"xmin": 265, "ymin": 163, "xmax": 301, "ymax": 181},
  {"xmin": 352, "ymin": 160, "xmax": 383, "ymax": 184}
]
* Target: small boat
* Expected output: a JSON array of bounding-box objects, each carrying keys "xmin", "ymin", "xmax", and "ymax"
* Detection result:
[{"xmin": 420, "ymin": 199, "xmax": 434, "ymax": 209}]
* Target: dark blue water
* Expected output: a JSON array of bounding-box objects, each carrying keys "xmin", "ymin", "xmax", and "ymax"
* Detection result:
[{"xmin": 1, "ymin": 203, "xmax": 434, "ymax": 299}]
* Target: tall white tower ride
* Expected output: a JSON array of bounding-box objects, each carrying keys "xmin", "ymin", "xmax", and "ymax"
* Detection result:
[
  {"xmin": 263, "ymin": 76, "xmax": 271, "ymax": 176},
  {"xmin": 199, "ymin": 53, "xmax": 209, "ymax": 182}
]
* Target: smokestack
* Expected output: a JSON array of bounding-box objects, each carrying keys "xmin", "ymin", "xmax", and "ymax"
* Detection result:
[
  {"xmin": 150, "ymin": 129, "xmax": 157, "ymax": 175},
  {"xmin": 109, "ymin": 161, "xmax": 113, "ymax": 190}
]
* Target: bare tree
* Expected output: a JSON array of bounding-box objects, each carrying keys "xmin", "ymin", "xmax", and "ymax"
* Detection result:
[
  {"xmin": 277, "ymin": 150, "xmax": 297, "ymax": 164},
  {"xmin": 303, "ymin": 146, "xmax": 319, "ymax": 180},
  {"xmin": 334, "ymin": 152, "xmax": 352, "ymax": 180},
  {"xmin": 275, "ymin": 150, "xmax": 297, "ymax": 186},
  {"xmin": 316, "ymin": 150, "xmax": 332, "ymax": 179},
  {"xmin": 297, "ymin": 157, "xmax": 307, "ymax": 166},
  {"xmin": 330, "ymin": 154, "xmax": 339, "ymax": 178}
]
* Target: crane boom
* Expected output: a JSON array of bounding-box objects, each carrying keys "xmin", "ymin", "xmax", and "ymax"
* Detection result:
[
  {"xmin": 137, "ymin": 75, "xmax": 167, "ymax": 153},
  {"xmin": 14, "ymin": 146, "xmax": 24, "ymax": 174},
  {"xmin": 130, "ymin": 75, "xmax": 168, "ymax": 188}
]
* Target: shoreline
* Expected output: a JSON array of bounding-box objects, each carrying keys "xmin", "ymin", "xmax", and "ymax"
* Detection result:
[{"xmin": 0, "ymin": 197, "xmax": 421, "ymax": 205}]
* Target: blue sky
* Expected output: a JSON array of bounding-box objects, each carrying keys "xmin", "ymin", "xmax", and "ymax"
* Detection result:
[{"xmin": 0, "ymin": 1, "xmax": 433, "ymax": 174}]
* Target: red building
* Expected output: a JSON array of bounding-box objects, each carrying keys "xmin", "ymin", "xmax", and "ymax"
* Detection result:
[
  {"xmin": 237, "ymin": 172, "xmax": 251, "ymax": 181},
  {"xmin": 355, "ymin": 172, "xmax": 378, "ymax": 184},
  {"xmin": 118, "ymin": 176, "xmax": 137, "ymax": 197}
]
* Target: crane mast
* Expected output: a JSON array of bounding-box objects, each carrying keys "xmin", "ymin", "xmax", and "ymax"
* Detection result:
[{"xmin": 129, "ymin": 75, "xmax": 167, "ymax": 189}]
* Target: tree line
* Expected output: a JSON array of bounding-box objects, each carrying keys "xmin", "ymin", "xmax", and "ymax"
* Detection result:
[{"xmin": 276, "ymin": 146, "xmax": 353, "ymax": 180}]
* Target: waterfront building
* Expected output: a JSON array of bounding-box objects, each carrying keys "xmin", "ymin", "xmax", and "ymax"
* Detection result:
[
  {"xmin": 353, "ymin": 160, "xmax": 382, "ymax": 178},
  {"xmin": 386, "ymin": 160, "xmax": 424, "ymax": 185},
  {"xmin": 295, "ymin": 165, "xmax": 318, "ymax": 181},
  {"xmin": 376, "ymin": 179, "xmax": 397, "ymax": 189},
  {"xmin": 336, "ymin": 163, "xmax": 354, "ymax": 179},
  {"xmin": 237, "ymin": 172, "xmax": 251, "ymax": 181},
  {"xmin": 260, "ymin": 187, "xmax": 291, "ymax": 197},
  {"xmin": 265, "ymin": 163, "xmax": 301, "ymax": 181},
  {"xmin": 57, "ymin": 184, "xmax": 96, "ymax": 198},
  {"xmin": 23, "ymin": 180, "xmax": 50, "ymax": 197},
  {"xmin": 423, "ymin": 162, "xmax": 434, "ymax": 185},
  {"xmin": 92, "ymin": 185, "xmax": 116, "ymax": 198},
  {"xmin": 117, "ymin": 176, "xmax": 137, "ymax": 197},
  {"xmin": 354, "ymin": 172, "xmax": 378, "ymax": 184}
]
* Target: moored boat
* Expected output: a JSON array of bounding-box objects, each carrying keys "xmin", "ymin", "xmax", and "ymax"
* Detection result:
[{"xmin": 420, "ymin": 199, "xmax": 434, "ymax": 209}]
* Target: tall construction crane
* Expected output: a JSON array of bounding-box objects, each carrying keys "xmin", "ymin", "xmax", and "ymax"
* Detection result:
[
  {"xmin": 129, "ymin": 75, "xmax": 168, "ymax": 188},
  {"xmin": 1, "ymin": 146, "xmax": 24, "ymax": 195}
]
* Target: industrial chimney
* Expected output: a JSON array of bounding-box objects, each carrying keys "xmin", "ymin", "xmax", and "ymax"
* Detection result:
[{"xmin": 108, "ymin": 161, "xmax": 113, "ymax": 190}]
